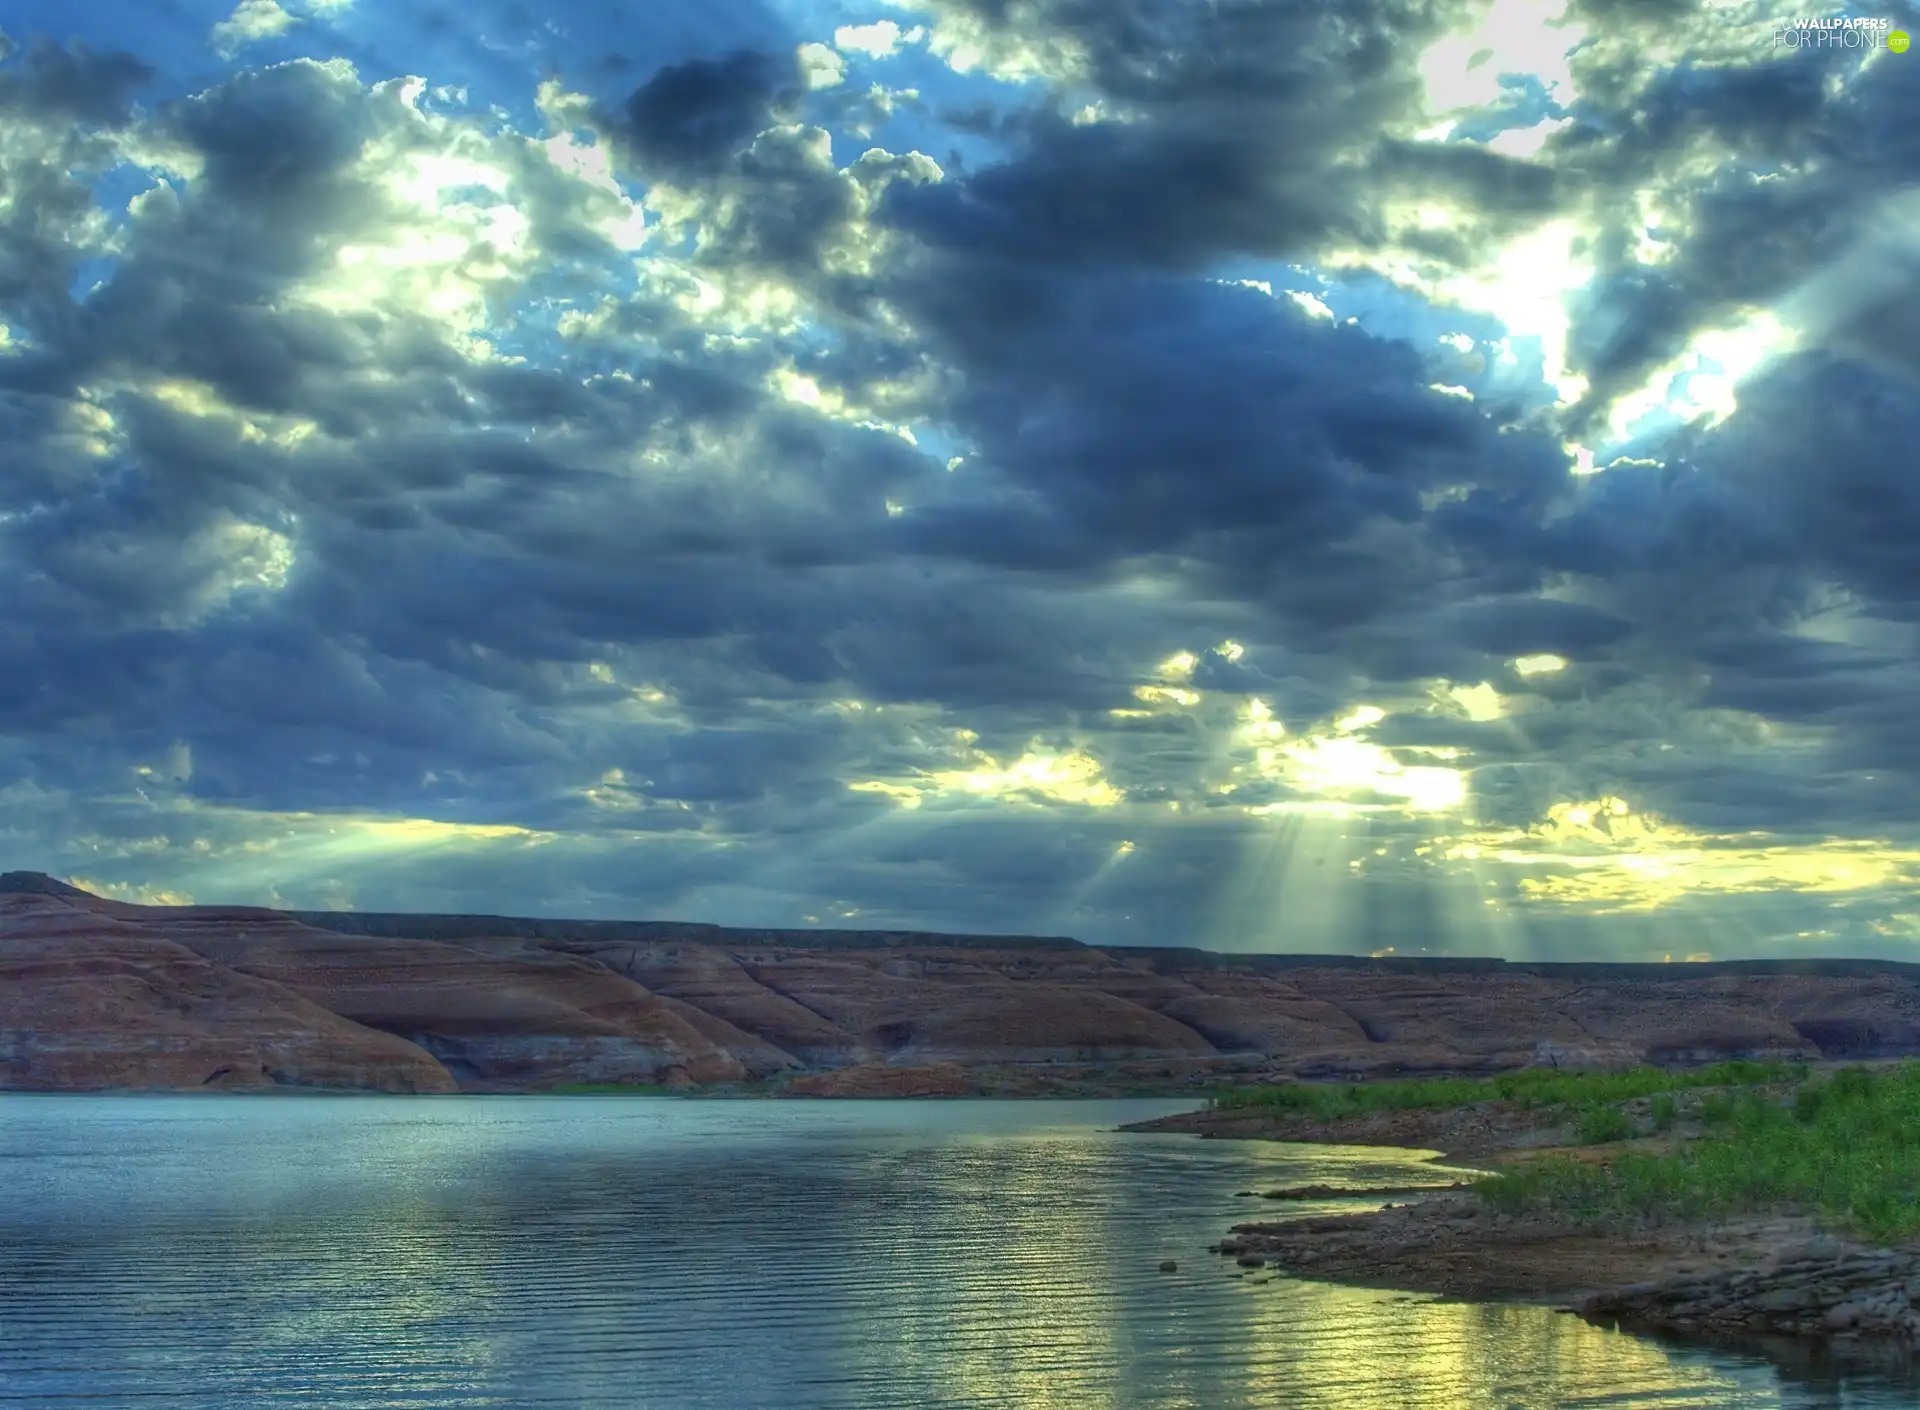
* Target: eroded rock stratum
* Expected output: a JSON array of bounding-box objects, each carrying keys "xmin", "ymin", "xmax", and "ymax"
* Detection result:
[{"xmin": 6, "ymin": 871, "xmax": 1920, "ymax": 1093}]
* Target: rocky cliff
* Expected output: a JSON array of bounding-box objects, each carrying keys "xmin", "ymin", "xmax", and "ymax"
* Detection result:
[{"xmin": 6, "ymin": 871, "xmax": 1920, "ymax": 1093}]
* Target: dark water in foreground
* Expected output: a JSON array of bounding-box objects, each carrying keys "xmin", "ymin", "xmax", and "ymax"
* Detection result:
[{"xmin": 0, "ymin": 1097, "xmax": 1913, "ymax": 1408}]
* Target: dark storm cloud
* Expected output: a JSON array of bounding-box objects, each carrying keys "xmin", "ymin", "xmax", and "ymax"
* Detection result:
[
  {"xmin": 883, "ymin": 0, "xmax": 1437, "ymax": 269},
  {"xmin": 887, "ymin": 117, "xmax": 1360, "ymax": 269},
  {"xmin": 1614, "ymin": 351, "xmax": 1920, "ymax": 806},
  {"xmin": 1422, "ymin": 443, "xmax": 1820, "ymax": 671},
  {"xmin": 865, "ymin": 0, "xmax": 1589, "ymax": 293},
  {"xmin": 0, "ymin": 42, "xmax": 145, "ymax": 355},
  {"xmin": 701, "ymin": 124, "xmax": 863, "ymax": 268},
  {"xmin": 815, "ymin": 569, "xmax": 1194, "ymax": 712},
  {"xmin": 24, "ymin": 59, "xmax": 685, "ymax": 435},
  {"xmin": 879, "ymin": 264, "xmax": 1572, "ymax": 667},
  {"xmin": 174, "ymin": 58, "xmax": 382, "ymax": 221},
  {"xmin": 1436, "ymin": 599, "xmax": 1635, "ymax": 659},
  {"xmin": 613, "ymin": 48, "xmax": 798, "ymax": 177},
  {"xmin": 1521, "ymin": 351, "xmax": 1920, "ymax": 653},
  {"xmin": 1718, "ymin": 354, "xmax": 1920, "ymax": 616},
  {"xmin": 0, "ymin": 33, "xmax": 152, "ymax": 126},
  {"xmin": 1692, "ymin": 630, "xmax": 1902, "ymax": 713},
  {"xmin": 1409, "ymin": 438, "xmax": 1916, "ymax": 832}
]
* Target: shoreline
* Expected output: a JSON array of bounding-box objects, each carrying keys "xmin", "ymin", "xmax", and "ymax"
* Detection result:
[{"xmin": 1123, "ymin": 1097, "xmax": 1920, "ymax": 1364}]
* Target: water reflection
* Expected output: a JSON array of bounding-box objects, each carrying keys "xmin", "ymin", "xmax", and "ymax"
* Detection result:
[{"xmin": 0, "ymin": 1095, "xmax": 1910, "ymax": 1408}]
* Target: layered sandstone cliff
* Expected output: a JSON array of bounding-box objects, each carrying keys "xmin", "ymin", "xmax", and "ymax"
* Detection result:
[{"xmin": 6, "ymin": 871, "xmax": 1920, "ymax": 1093}]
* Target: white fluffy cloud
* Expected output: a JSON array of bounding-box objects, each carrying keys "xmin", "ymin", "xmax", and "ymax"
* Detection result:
[{"xmin": 210, "ymin": 0, "xmax": 299, "ymax": 57}]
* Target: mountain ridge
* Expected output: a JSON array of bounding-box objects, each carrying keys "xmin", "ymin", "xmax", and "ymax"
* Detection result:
[{"xmin": 7, "ymin": 872, "xmax": 1920, "ymax": 1094}]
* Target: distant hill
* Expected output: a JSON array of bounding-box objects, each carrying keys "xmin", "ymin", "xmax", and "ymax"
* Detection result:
[
  {"xmin": 7, "ymin": 871, "xmax": 1920, "ymax": 1094},
  {"xmin": 0, "ymin": 871, "xmax": 98, "ymax": 898}
]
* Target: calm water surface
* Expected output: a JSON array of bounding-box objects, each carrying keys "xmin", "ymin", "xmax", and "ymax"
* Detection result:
[{"xmin": 0, "ymin": 1096, "xmax": 1913, "ymax": 1408}]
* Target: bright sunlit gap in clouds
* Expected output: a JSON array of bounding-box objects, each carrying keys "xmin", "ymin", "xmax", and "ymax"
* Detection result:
[
  {"xmin": 6, "ymin": 0, "xmax": 1917, "ymax": 962},
  {"xmin": 1383, "ymin": 0, "xmax": 1849, "ymax": 466}
]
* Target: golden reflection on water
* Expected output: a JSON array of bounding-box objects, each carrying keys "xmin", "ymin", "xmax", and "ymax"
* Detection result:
[
  {"xmin": 1248, "ymin": 1286, "xmax": 1753, "ymax": 1408},
  {"xmin": 827, "ymin": 1125, "xmax": 1767, "ymax": 1410},
  {"xmin": 0, "ymin": 1097, "xmax": 1891, "ymax": 1408}
]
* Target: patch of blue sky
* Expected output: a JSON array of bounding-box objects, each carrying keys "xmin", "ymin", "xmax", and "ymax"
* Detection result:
[
  {"xmin": 324, "ymin": 12, "xmax": 556, "ymax": 139},
  {"xmin": 829, "ymin": 94, "xmax": 1016, "ymax": 185},
  {"xmin": 473, "ymin": 0, "xmax": 806, "ymax": 116},
  {"xmin": 765, "ymin": 0, "xmax": 908, "ymax": 33},
  {"xmin": 632, "ymin": 219, "xmax": 701, "ymax": 269},
  {"xmin": 1476, "ymin": 337, "xmax": 1564, "ymax": 421},
  {"xmin": 484, "ymin": 299, "xmax": 601, "ymax": 372},
  {"xmin": 4, "ymin": 0, "xmax": 516, "ymax": 132},
  {"xmin": 1209, "ymin": 259, "xmax": 1338, "ymax": 304},
  {"xmin": 784, "ymin": 319, "xmax": 843, "ymax": 356},
  {"xmin": 1445, "ymin": 72, "xmax": 1566, "ymax": 144},
  {"xmin": 779, "ymin": 0, "xmax": 1072, "ymax": 171},
  {"xmin": 564, "ymin": 0, "xmax": 802, "ymax": 74},
  {"xmin": 8, "ymin": 0, "xmax": 238, "ymax": 100},
  {"xmin": 1201, "ymin": 259, "xmax": 1561, "ymax": 420},
  {"xmin": 59, "ymin": 162, "xmax": 168, "ymax": 304},
  {"xmin": 904, "ymin": 423, "xmax": 969, "ymax": 470},
  {"xmin": 1312, "ymin": 269, "xmax": 1503, "ymax": 352},
  {"xmin": 85, "ymin": 161, "xmax": 164, "ymax": 217},
  {"xmin": 1343, "ymin": 286, "xmax": 1557, "ymax": 421},
  {"xmin": 1589, "ymin": 420, "xmax": 1680, "ymax": 473},
  {"xmin": 66, "ymin": 257, "xmax": 118, "ymax": 304},
  {"xmin": 1596, "ymin": 380, "xmax": 1721, "ymax": 454},
  {"xmin": 527, "ymin": 235, "xmax": 643, "ymax": 298},
  {"xmin": 16, "ymin": 0, "xmax": 1024, "ymax": 218}
]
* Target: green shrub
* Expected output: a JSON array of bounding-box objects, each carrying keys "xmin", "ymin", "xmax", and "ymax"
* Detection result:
[
  {"xmin": 1210, "ymin": 1058, "xmax": 1805, "ymax": 1120},
  {"xmin": 1649, "ymin": 1093, "xmax": 1677, "ymax": 1130},
  {"xmin": 1829, "ymin": 1064, "xmax": 1877, "ymax": 1103},
  {"xmin": 1698, "ymin": 1092, "xmax": 1735, "ymax": 1125},
  {"xmin": 1472, "ymin": 1059, "xmax": 1920, "ymax": 1242},
  {"xmin": 1574, "ymin": 1104, "xmax": 1635, "ymax": 1144}
]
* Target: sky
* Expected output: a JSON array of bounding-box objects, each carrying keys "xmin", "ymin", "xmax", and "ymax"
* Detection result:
[{"xmin": 2, "ymin": 0, "xmax": 1918, "ymax": 960}]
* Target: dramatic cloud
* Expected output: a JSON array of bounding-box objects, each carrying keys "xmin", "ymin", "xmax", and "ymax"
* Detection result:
[
  {"xmin": 0, "ymin": 0, "xmax": 1915, "ymax": 959},
  {"xmin": 614, "ymin": 48, "xmax": 802, "ymax": 178}
]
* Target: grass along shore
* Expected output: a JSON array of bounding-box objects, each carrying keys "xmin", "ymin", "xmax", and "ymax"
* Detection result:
[
  {"xmin": 1209, "ymin": 1058, "xmax": 1804, "ymax": 1123},
  {"xmin": 1212, "ymin": 1059, "xmax": 1920, "ymax": 1245},
  {"xmin": 1475, "ymin": 1062, "xmax": 1920, "ymax": 1244}
]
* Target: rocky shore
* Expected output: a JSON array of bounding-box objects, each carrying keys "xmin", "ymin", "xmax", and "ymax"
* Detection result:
[
  {"xmin": 1219, "ymin": 1200, "xmax": 1920, "ymax": 1351},
  {"xmin": 1585, "ymin": 1238, "xmax": 1920, "ymax": 1343},
  {"xmin": 1135, "ymin": 1099, "xmax": 1920, "ymax": 1363}
]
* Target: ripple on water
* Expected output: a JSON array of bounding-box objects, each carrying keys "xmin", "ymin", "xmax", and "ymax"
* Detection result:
[{"xmin": 0, "ymin": 1095, "xmax": 1910, "ymax": 1409}]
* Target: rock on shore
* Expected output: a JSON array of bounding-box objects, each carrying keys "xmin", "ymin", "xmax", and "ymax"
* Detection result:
[
  {"xmin": 1214, "ymin": 1191, "xmax": 1701, "ymax": 1301},
  {"xmin": 1218, "ymin": 1191, "xmax": 1920, "ymax": 1344},
  {"xmin": 14, "ymin": 870, "xmax": 1920, "ymax": 1092},
  {"xmin": 1580, "ymin": 1237, "xmax": 1920, "ymax": 1343}
]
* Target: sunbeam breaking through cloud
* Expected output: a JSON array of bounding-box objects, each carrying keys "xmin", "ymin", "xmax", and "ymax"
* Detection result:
[{"xmin": 0, "ymin": 0, "xmax": 1917, "ymax": 960}]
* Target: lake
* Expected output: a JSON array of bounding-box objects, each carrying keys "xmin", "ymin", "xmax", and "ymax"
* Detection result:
[{"xmin": 0, "ymin": 1095, "xmax": 1911, "ymax": 1408}]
